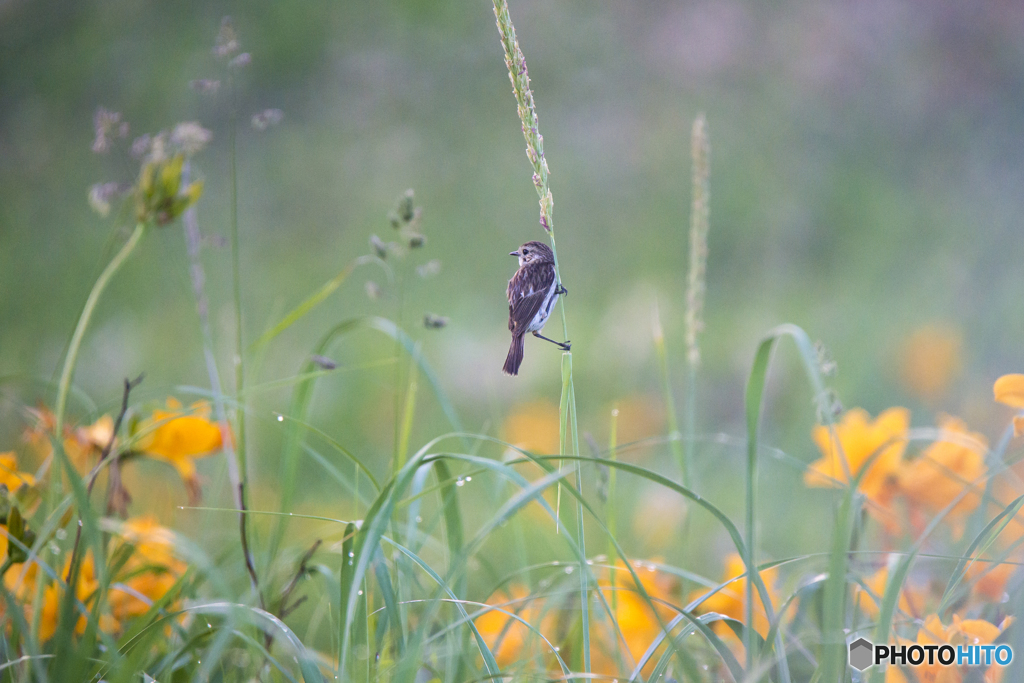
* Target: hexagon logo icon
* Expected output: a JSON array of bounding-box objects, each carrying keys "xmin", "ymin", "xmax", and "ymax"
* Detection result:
[{"xmin": 849, "ymin": 637, "xmax": 874, "ymax": 671}]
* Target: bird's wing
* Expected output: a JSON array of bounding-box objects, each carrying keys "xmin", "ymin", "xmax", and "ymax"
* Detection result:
[{"xmin": 507, "ymin": 265, "xmax": 555, "ymax": 335}]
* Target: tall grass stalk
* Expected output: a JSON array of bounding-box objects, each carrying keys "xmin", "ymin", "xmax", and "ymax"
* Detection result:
[
  {"xmin": 53, "ymin": 222, "xmax": 147, "ymax": 481},
  {"xmin": 492, "ymin": 0, "xmax": 588, "ymax": 673},
  {"xmin": 684, "ymin": 114, "xmax": 709, "ymax": 487},
  {"xmin": 606, "ymin": 406, "xmax": 618, "ymax": 616},
  {"xmin": 653, "ymin": 301, "xmax": 686, "ymax": 484},
  {"xmin": 225, "ymin": 64, "xmax": 263, "ymax": 609}
]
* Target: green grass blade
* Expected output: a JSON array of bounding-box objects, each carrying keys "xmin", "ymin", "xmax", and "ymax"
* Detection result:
[
  {"xmin": 938, "ymin": 494, "xmax": 1024, "ymax": 616},
  {"xmin": 338, "ymin": 521, "xmax": 358, "ymax": 677},
  {"xmin": 745, "ymin": 324, "xmax": 832, "ymax": 683},
  {"xmin": 249, "ymin": 255, "xmax": 383, "ymax": 354},
  {"xmin": 372, "ymin": 545, "xmax": 405, "ymax": 656}
]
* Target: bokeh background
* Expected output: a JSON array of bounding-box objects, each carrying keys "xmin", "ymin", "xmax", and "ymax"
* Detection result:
[{"xmin": 2, "ymin": 0, "xmax": 1024, "ymax": 573}]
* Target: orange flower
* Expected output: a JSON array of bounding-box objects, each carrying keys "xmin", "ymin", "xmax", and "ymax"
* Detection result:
[
  {"xmin": 886, "ymin": 614, "xmax": 956, "ymax": 683},
  {"xmin": 805, "ymin": 408, "xmax": 909, "ymax": 526},
  {"xmin": 502, "ymin": 401, "xmax": 560, "ymax": 455},
  {"xmin": 898, "ymin": 416, "xmax": 987, "ymax": 538},
  {"xmin": 591, "ymin": 560, "xmax": 679, "ymax": 676},
  {"xmin": 474, "ymin": 584, "xmax": 558, "ymax": 667},
  {"xmin": 853, "ymin": 565, "xmax": 927, "ymax": 620},
  {"xmin": 688, "ymin": 554, "xmax": 784, "ymax": 657},
  {"xmin": 135, "ymin": 399, "xmax": 223, "ymax": 501},
  {"xmin": 885, "ymin": 614, "xmax": 1012, "ymax": 683},
  {"xmin": 899, "ymin": 325, "xmax": 962, "ymax": 401},
  {"xmin": 965, "ymin": 559, "xmax": 1016, "ymax": 604},
  {"xmin": 107, "ymin": 515, "xmax": 187, "ymax": 622},
  {"xmin": 22, "ymin": 407, "xmax": 112, "ymax": 473},
  {"xmin": 994, "ymin": 374, "xmax": 1024, "ymax": 436},
  {"xmin": 24, "ymin": 553, "xmax": 118, "ymax": 642},
  {"xmin": 0, "ymin": 453, "xmax": 35, "ymax": 492}
]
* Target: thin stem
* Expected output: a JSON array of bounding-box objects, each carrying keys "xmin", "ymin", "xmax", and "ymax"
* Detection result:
[
  {"xmin": 66, "ymin": 374, "xmax": 143, "ymax": 583},
  {"xmin": 492, "ymin": 3, "xmax": 587, "ymax": 669},
  {"xmin": 606, "ymin": 406, "xmax": 618, "ymax": 616},
  {"xmin": 229, "ymin": 74, "xmax": 247, "ymax": 485},
  {"xmin": 226, "ymin": 70, "xmax": 262, "ymax": 610},
  {"xmin": 653, "ymin": 300, "xmax": 688, "ymax": 485},
  {"xmin": 53, "ymin": 222, "xmax": 147, "ymax": 465}
]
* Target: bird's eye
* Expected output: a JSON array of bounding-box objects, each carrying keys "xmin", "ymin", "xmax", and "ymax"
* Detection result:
[{"xmin": 522, "ymin": 248, "xmax": 529, "ymax": 254}]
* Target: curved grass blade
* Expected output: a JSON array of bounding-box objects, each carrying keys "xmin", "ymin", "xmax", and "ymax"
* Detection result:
[
  {"xmin": 249, "ymin": 255, "xmax": 385, "ymax": 354},
  {"xmin": 273, "ymin": 316, "xmax": 464, "ymax": 558},
  {"xmin": 938, "ymin": 494, "xmax": 1024, "ymax": 616},
  {"xmin": 745, "ymin": 324, "xmax": 830, "ymax": 682},
  {"xmin": 372, "ymin": 545, "xmax": 405, "ymax": 657},
  {"xmin": 384, "ymin": 539, "xmax": 505, "ymax": 677},
  {"xmin": 433, "ymin": 449, "xmax": 742, "ymax": 681}
]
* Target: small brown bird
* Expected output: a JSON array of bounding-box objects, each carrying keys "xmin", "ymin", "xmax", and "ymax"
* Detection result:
[{"xmin": 503, "ymin": 240, "xmax": 569, "ymax": 376}]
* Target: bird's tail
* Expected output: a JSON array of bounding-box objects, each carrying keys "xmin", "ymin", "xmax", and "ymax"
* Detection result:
[{"xmin": 503, "ymin": 334, "xmax": 525, "ymax": 376}]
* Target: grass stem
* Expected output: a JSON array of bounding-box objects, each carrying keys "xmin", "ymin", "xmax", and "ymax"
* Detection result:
[{"xmin": 54, "ymin": 222, "xmax": 146, "ymax": 458}]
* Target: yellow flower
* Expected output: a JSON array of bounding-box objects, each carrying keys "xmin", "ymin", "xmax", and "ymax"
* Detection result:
[
  {"xmin": 898, "ymin": 416, "xmax": 987, "ymax": 538},
  {"xmin": 0, "ymin": 453, "xmax": 34, "ymax": 492},
  {"xmin": 853, "ymin": 565, "xmax": 927, "ymax": 620},
  {"xmin": 136, "ymin": 399, "xmax": 224, "ymax": 502},
  {"xmin": 965, "ymin": 559, "xmax": 1016, "ymax": 604},
  {"xmin": 108, "ymin": 515, "xmax": 187, "ymax": 622},
  {"xmin": 25, "ymin": 553, "xmax": 118, "ymax": 642},
  {"xmin": 474, "ymin": 584, "xmax": 557, "ymax": 667},
  {"xmin": 22, "ymin": 407, "xmax": 112, "ymax": 473},
  {"xmin": 898, "ymin": 325, "xmax": 961, "ymax": 401},
  {"xmin": 502, "ymin": 401, "xmax": 560, "ymax": 455},
  {"xmin": 591, "ymin": 560, "xmax": 679, "ymax": 677},
  {"xmin": 885, "ymin": 614, "xmax": 1012, "ymax": 683},
  {"xmin": 994, "ymin": 374, "xmax": 1024, "ymax": 436},
  {"xmin": 805, "ymin": 408, "xmax": 909, "ymax": 527},
  {"xmin": 688, "ymin": 554, "xmax": 784, "ymax": 656}
]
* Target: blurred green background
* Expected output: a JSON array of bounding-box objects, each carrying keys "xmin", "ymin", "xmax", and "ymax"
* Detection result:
[{"xmin": 2, "ymin": 0, "xmax": 1023, "ymax": 565}]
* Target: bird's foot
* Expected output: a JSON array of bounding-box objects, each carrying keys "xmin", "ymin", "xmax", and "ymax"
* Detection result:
[{"xmin": 533, "ymin": 331, "xmax": 571, "ymax": 351}]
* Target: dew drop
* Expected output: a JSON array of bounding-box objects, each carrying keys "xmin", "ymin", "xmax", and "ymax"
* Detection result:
[
  {"xmin": 552, "ymin": 561, "xmax": 560, "ymax": 566},
  {"xmin": 554, "ymin": 646, "xmax": 560, "ymax": 652},
  {"xmin": 349, "ymin": 551, "xmax": 355, "ymax": 557},
  {"xmin": 456, "ymin": 477, "xmax": 465, "ymax": 487},
  {"xmin": 277, "ymin": 415, "xmax": 284, "ymax": 422},
  {"xmin": 358, "ymin": 590, "xmax": 364, "ymax": 596},
  {"xmin": 465, "ymin": 476, "xmax": 472, "ymax": 482},
  {"xmin": 55, "ymin": 529, "xmax": 67, "ymax": 541},
  {"xmin": 564, "ymin": 566, "xmax": 574, "ymax": 574},
  {"xmin": 415, "ymin": 516, "xmax": 422, "ymax": 523}
]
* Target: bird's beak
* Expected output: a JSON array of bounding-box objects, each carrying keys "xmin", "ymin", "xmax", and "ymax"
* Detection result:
[{"xmin": 510, "ymin": 251, "xmax": 519, "ymax": 257}]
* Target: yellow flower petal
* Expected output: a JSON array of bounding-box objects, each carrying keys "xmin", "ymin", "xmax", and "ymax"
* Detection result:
[
  {"xmin": 805, "ymin": 407, "xmax": 909, "ymax": 526},
  {"xmin": 0, "ymin": 452, "xmax": 35, "ymax": 490},
  {"xmin": 994, "ymin": 374, "xmax": 1024, "ymax": 409}
]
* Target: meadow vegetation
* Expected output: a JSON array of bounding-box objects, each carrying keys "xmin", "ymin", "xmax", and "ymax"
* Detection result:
[{"xmin": 1, "ymin": 4, "xmax": 1022, "ymax": 683}]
